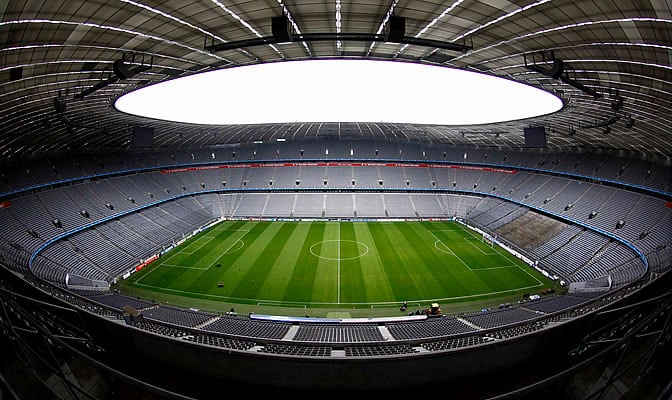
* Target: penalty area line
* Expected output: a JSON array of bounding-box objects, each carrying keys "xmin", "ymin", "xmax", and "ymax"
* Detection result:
[
  {"xmin": 433, "ymin": 282, "xmax": 544, "ymax": 302},
  {"xmin": 470, "ymin": 264, "xmax": 521, "ymax": 271},
  {"xmin": 159, "ymin": 263, "xmax": 209, "ymax": 270},
  {"xmin": 201, "ymin": 231, "xmax": 251, "ymax": 271},
  {"xmin": 462, "ymin": 236, "xmax": 499, "ymax": 256},
  {"xmin": 133, "ymin": 283, "xmax": 248, "ymax": 302},
  {"xmin": 141, "ymin": 232, "xmax": 249, "ymax": 284}
]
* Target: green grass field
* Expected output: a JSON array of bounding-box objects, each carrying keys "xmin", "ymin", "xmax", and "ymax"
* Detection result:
[{"xmin": 118, "ymin": 220, "xmax": 554, "ymax": 317}]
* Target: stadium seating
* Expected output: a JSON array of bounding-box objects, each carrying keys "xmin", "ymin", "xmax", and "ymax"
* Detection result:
[{"xmin": 0, "ymin": 139, "xmax": 670, "ymax": 356}]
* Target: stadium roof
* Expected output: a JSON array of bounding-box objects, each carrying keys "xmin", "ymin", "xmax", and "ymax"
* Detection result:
[{"xmin": 1, "ymin": 1, "xmax": 670, "ymax": 161}]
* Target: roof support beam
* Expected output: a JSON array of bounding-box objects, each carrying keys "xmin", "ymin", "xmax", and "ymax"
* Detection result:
[{"xmin": 205, "ymin": 33, "xmax": 472, "ymax": 54}]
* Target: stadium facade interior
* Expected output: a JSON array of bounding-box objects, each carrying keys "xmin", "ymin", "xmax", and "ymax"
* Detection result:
[{"xmin": 0, "ymin": 1, "xmax": 670, "ymax": 399}]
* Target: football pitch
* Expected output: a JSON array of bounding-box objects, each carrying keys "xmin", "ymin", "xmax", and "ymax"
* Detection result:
[{"xmin": 120, "ymin": 220, "xmax": 553, "ymax": 315}]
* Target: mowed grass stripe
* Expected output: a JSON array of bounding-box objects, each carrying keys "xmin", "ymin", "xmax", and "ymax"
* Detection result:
[
  {"xmin": 310, "ymin": 223, "xmax": 341, "ymax": 303},
  {"xmin": 383, "ymin": 222, "xmax": 452, "ymax": 300},
  {"xmin": 339, "ymin": 222, "xmax": 367, "ymax": 303},
  {"xmin": 259, "ymin": 222, "xmax": 313, "ymax": 303},
  {"xmin": 365, "ymin": 223, "xmax": 424, "ymax": 301},
  {"xmin": 227, "ymin": 221, "xmax": 290, "ymax": 300},
  {"xmin": 351, "ymin": 223, "xmax": 395, "ymax": 303},
  {"xmin": 242, "ymin": 221, "xmax": 302, "ymax": 301},
  {"xmin": 283, "ymin": 222, "xmax": 327, "ymax": 303}
]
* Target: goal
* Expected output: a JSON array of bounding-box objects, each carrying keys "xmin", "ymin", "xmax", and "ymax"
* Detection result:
[{"xmin": 481, "ymin": 232, "xmax": 495, "ymax": 248}]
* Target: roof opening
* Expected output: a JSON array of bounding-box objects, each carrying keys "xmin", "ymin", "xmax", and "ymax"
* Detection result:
[{"xmin": 115, "ymin": 59, "xmax": 563, "ymax": 126}]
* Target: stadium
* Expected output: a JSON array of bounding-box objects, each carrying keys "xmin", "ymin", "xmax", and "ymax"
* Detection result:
[{"xmin": 0, "ymin": 1, "xmax": 670, "ymax": 399}]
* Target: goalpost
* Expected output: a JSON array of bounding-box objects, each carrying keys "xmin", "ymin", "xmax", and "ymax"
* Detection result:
[{"xmin": 481, "ymin": 232, "xmax": 495, "ymax": 248}]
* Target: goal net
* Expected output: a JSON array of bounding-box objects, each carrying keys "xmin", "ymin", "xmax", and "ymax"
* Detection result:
[{"xmin": 481, "ymin": 232, "xmax": 495, "ymax": 248}]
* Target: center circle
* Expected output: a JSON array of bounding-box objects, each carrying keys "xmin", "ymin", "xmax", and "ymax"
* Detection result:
[{"xmin": 309, "ymin": 240, "xmax": 369, "ymax": 261}]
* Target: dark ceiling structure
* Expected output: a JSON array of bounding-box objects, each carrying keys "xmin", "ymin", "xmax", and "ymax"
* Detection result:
[{"xmin": 1, "ymin": 1, "xmax": 670, "ymax": 162}]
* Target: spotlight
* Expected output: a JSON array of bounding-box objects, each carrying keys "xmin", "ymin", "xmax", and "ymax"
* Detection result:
[
  {"xmin": 547, "ymin": 58, "xmax": 564, "ymax": 79},
  {"xmin": 113, "ymin": 59, "xmax": 136, "ymax": 80},
  {"xmin": 611, "ymin": 96, "xmax": 623, "ymax": 111},
  {"xmin": 386, "ymin": 16, "xmax": 406, "ymax": 42},
  {"xmin": 53, "ymin": 97, "xmax": 67, "ymax": 113},
  {"xmin": 271, "ymin": 15, "xmax": 293, "ymax": 43},
  {"xmin": 625, "ymin": 116, "xmax": 635, "ymax": 128}
]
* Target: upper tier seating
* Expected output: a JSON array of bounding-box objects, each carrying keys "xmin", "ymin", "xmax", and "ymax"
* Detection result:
[{"xmin": 2, "ymin": 140, "xmax": 670, "ymax": 196}]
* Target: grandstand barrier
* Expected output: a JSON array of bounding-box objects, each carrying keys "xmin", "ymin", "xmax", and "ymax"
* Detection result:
[
  {"xmin": 65, "ymin": 273, "xmax": 109, "ymax": 291},
  {"xmin": 250, "ymin": 313, "xmax": 427, "ymax": 324},
  {"xmin": 568, "ymin": 276, "xmax": 612, "ymax": 294}
]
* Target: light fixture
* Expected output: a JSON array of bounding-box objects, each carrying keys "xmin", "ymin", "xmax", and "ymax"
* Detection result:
[
  {"xmin": 53, "ymin": 97, "xmax": 67, "ymax": 113},
  {"xmin": 611, "ymin": 96, "xmax": 623, "ymax": 111},
  {"xmin": 625, "ymin": 116, "xmax": 635, "ymax": 128},
  {"xmin": 76, "ymin": 54, "xmax": 152, "ymax": 99},
  {"xmin": 524, "ymin": 50, "xmax": 600, "ymax": 98},
  {"xmin": 206, "ymin": 15, "xmax": 471, "ymax": 53}
]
